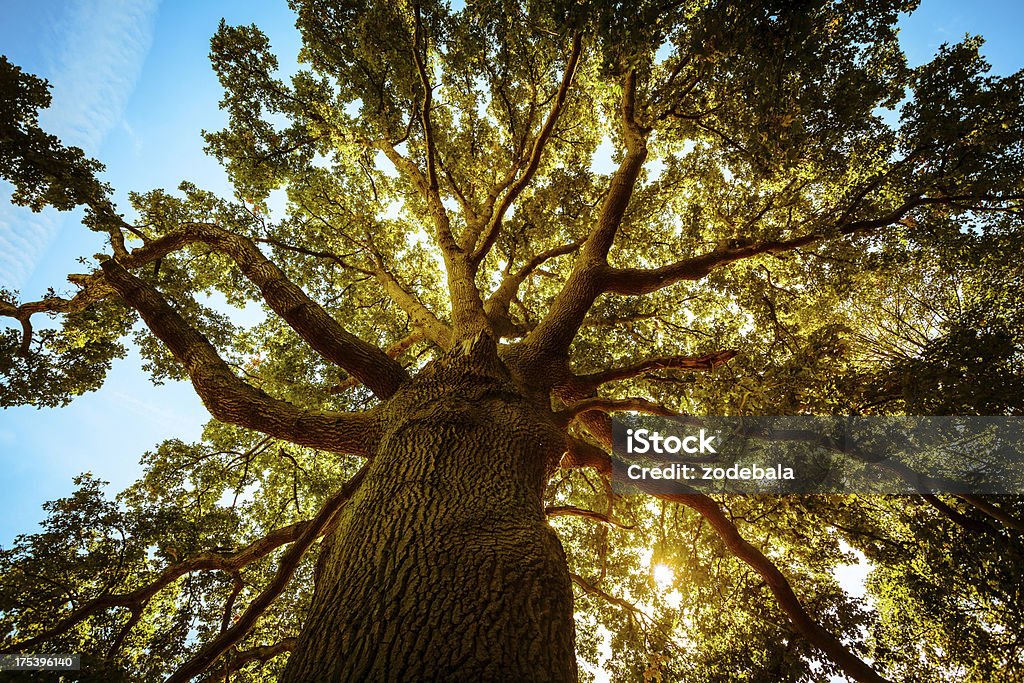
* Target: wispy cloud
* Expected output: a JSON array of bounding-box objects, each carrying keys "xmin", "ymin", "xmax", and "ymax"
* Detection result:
[
  {"xmin": 0, "ymin": 207, "xmax": 56, "ymax": 291},
  {"xmin": 108, "ymin": 388, "xmax": 202, "ymax": 426},
  {"xmin": 0, "ymin": 0, "xmax": 160, "ymax": 291},
  {"xmin": 42, "ymin": 0, "xmax": 161, "ymax": 151}
]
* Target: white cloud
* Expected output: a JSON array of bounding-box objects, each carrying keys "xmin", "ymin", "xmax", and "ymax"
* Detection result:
[
  {"xmin": 0, "ymin": 0, "xmax": 160, "ymax": 290},
  {"xmin": 0, "ymin": 202, "xmax": 57, "ymax": 290},
  {"xmin": 107, "ymin": 388, "xmax": 198, "ymax": 425},
  {"xmin": 42, "ymin": 0, "xmax": 160, "ymax": 151}
]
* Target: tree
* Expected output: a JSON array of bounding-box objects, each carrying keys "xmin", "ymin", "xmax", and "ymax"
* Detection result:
[{"xmin": 1, "ymin": 0, "xmax": 1023, "ymax": 681}]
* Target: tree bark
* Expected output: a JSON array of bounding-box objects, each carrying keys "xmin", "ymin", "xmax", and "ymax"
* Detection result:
[{"xmin": 281, "ymin": 342, "xmax": 577, "ymax": 682}]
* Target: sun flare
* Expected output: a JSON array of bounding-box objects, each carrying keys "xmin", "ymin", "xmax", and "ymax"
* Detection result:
[{"xmin": 652, "ymin": 563, "xmax": 675, "ymax": 591}]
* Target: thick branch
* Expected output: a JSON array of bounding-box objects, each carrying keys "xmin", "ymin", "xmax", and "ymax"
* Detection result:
[
  {"xmin": 523, "ymin": 193, "xmax": 935, "ymax": 361},
  {"xmin": 484, "ymin": 240, "xmax": 581, "ymax": 322},
  {"xmin": 384, "ymin": 141, "xmax": 493, "ymax": 336},
  {"xmin": 2, "ymin": 224, "xmax": 409, "ymax": 399},
  {"xmin": 328, "ymin": 330, "xmax": 427, "ymax": 394},
  {"xmin": 219, "ymin": 637, "xmax": 298, "ymax": 677},
  {"xmin": 257, "ymin": 234, "xmax": 453, "ymax": 350},
  {"xmin": 376, "ymin": 141, "xmax": 487, "ymax": 336},
  {"xmin": 604, "ymin": 200, "xmax": 925, "ymax": 296},
  {"xmin": 957, "ymin": 494, "xmax": 1024, "ymax": 534},
  {"xmin": 0, "ymin": 302, "xmax": 36, "ymax": 356},
  {"xmin": 546, "ymin": 505, "xmax": 634, "ymax": 530},
  {"xmin": 561, "ymin": 435, "xmax": 615, "ymax": 473},
  {"xmin": 186, "ymin": 224, "xmax": 408, "ymax": 398},
  {"xmin": 411, "ymin": 4, "xmax": 441, "ymax": 207},
  {"xmin": 921, "ymin": 494, "xmax": 997, "ymax": 536},
  {"xmin": 577, "ymin": 349, "xmax": 737, "ymax": 387},
  {"xmin": 100, "ymin": 261, "xmax": 378, "ymax": 455},
  {"xmin": 524, "ymin": 70, "xmax": 649, "ymax": 358},
  {"xmin": 369, "ymin": 254, "xmax": 453, "ymax": 348},
  {"xmin": 388, "ymin": 7, "xmax": 468, "ymax": 294},
  {"xmin": 582, "ymin": 69, "xmax": 649, "ymax": 261}
]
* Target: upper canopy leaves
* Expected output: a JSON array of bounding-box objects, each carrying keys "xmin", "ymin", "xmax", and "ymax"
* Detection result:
[{"xmin": 1, "ymin": 1, "xmax": 1023, "ymax": 680}]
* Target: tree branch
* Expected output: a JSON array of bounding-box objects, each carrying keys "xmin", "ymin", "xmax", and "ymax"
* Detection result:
[
  {"xmin": 956, "ymin": 494, "xmax": 1024, "ymax": 535},
  {"xmin": 576, "ymin": 349, "xmax": 737, "ymax": 387},
  {"xmin": 468, "ymin": 33, "xmax": 583, "ymax": 265},
  {"xmin": 570, "ymin": 570, "xmax": 691, "ymax": 657},
  {"xmin": 546, "ymin": 505, "xmax": 634, "ymax": 530},
  {"xmin": 165, "ymin": 464, "xmax": 368, "ymax": 683},
  {"xmin": 663, "ymin": 492, "xmax": 891, "ymax": 683},
  {"xmin": 219, "ymin": 572, "xmax": 244, "ymax": 634},
  {"xmin": 184, "ymin": 223, "xmax": 408, "ymax": 399},
  {"xmin": 758, "ymin": 428, "xmax": 1024, "ymax": 535},
  {"xmin": 3, "ymin": 223, "xmax": 410, "ymax": 399},
  {"xmin": 218, "ymin": 637, "xmax": 298, "ymax": 678},
  {"xmin": 255, "ymin": 235, "xmax": 368, "ymax": 273},
  {"xmin": 569, "ymin": 571, "xmax": 650, "ymax": 618},
  {"xmin": 368, "ymin": 251, "xmax": 453, "ymax": 348},
  {"xmin": 258, "ymin": 231, "xmax": 454, "ymax": 350},
  {"xmin": 559, "ymin": 441, "xmax": 890, "ymax": 682},
  {"xmin": 411, "ymin": 4, "xmax": 441, "ymax": 211},
  {"xmin": 0, "ymin": 303, "xmax": 37, "ymax": 356},
  {"xmin": 0, "ymin": 278, "xmax": 114, "ymax": 334},
  {"xmin": 376, "ymin": 139, "xmax": 487, "ymax": 337},
  {"xmin": 99, "ymin": 260, "xmax": 379, "ymax": 455},
  {"xmin": 107, "ymin": 604, "xmax": 145, "ymax": 658},
  {"xmin": 920, "ymin": 494, "xmax": 997, "ymax": 536},
  {"xmin": 328, "ymin": 330, "xmax": 427, "ymax": 395},
  {"xmin": 561, "ymin": 435, "xmax": 615, "ymax": 473},
  {"xmin": 484, "ymin": 241, "xmax": 582, "ymax": 327},
  {"xmin": 0, "ymin": 227, "xmax": 199, "ymax": 329},
  {"xmin": 3, "ymin": 518, "xmax": 312, "ymax": 653},
  {"xmin": 603, "ymin": 199, "xmax": 926, "ymax": 296},
  {"xmin": 523, "ymin": 70, "xmax": 649, "ymax": 359}
]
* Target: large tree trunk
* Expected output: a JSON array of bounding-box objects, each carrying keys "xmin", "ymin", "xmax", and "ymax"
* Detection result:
[{"xmin": 281, "ymin": 342, "xmax": 577, "ymax": 682}]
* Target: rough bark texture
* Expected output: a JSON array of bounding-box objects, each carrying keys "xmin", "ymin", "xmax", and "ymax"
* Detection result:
[{"xmin": 281, "ymin": 340, "xmax": 577, "ymax": 683}]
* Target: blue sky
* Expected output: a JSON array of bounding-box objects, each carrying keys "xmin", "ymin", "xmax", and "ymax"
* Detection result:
[{"xmin": 1, "ymin": 0, "xmax": 1023, "ymax": 547}]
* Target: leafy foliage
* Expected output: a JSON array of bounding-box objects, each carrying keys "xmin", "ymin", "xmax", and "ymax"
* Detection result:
[{"xmin": 2, "ymin": 0, "xmax": 1023, "ymax": 680}]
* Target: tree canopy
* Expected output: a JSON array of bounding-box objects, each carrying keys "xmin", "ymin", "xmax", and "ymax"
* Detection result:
[{"xmin": 1, "ymin": 1, "xmax": 1023, "ymax": 681}]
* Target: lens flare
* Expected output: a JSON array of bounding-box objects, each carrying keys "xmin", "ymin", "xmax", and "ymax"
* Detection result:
[{"xmin": 652, "ymin": 562, "xmax": 675, "ymax": 590}]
